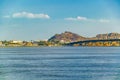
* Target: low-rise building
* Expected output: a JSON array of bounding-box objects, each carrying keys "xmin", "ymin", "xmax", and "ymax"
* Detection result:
[
  {"xmin": 0, "ymin": 41, "xmax": 2, "ymax": 46},
  {"xmin": 11, "ymin": 40, "xmax": 23, "ymax": 44}
]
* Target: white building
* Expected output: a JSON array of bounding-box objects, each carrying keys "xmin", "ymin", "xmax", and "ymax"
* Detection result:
[{"xmin": 11, "ymin": 40, "xmax": 23, "ymax": 44}]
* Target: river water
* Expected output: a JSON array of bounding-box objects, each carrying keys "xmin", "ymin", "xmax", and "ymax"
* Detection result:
[{"xmin": 0, "ymin": 47, "xmax": 120, "ymax": 80}]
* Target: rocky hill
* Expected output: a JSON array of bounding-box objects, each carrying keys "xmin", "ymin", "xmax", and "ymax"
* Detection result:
[
  {"xmin": 96, "ymin": 33, "xmax": 120, "ymax": 40},
  {"xmin": 48, "ymin": 31, "xmax": 86, "ymax": 43},
  {"xmin": 48, "ymin": 31, "xmax": 120, "ymax": 43}
]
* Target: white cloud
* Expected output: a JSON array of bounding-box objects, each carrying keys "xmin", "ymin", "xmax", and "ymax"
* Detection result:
[
  {"xmin": 65, "ymin": 16, "xmax": 87, "ymax": 21},
  {"xmin": 65, "ymin": 16, "xmax": 110, "ymax": 23},
  {"xmin": 4, "ymin": 12, "xmax": 50, "ymax": 19},
  {"xmin": 99, "ymin": 19, "xmax": 110, "ymax": 23},
  {"xmin": 65, "ymin": 17, "xmax": 76, "ymax": 20},
  {"xmin": 77, "ymin": 16, "xmax": 87, "ymax": 20}
]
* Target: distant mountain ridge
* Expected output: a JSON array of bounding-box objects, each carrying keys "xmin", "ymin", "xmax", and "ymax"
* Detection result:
[
  {"xmin": 96, "ymin": 33, "xmax": 120, "ymax": 40},
  {"xmin": 48, "ymin": 31, "xmax": 120, "ymax": 43}
]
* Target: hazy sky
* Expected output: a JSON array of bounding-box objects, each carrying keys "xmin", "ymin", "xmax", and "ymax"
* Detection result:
[{"xmin": 0, "ymin": 0, "xmax": 120, "ymax": 40}]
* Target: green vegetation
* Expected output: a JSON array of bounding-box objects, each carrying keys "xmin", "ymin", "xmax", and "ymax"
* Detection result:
[
  {"xmin": 68, "ymin": 39, "xmax": 120, "ymax": 47},
  {"xmin": 0, "ymin": 40, "xmax": 65, "ymax": 47},
  {"xmin": 1, "ymin": 39, "xmax": 120, "ymax": 47}
]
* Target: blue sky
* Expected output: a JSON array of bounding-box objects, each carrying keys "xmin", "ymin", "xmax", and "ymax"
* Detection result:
[{"xmin": 0, "ymin": 0, "xmax": 120, "ymax": 40}]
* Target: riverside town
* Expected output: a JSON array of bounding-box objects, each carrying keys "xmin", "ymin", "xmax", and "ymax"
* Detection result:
[{"xmin": 1, "ymin": 31, "xmax": 120, "ymax": 47}]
